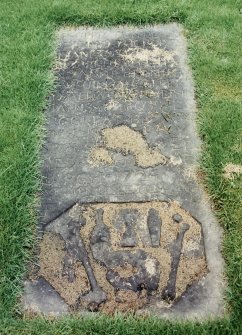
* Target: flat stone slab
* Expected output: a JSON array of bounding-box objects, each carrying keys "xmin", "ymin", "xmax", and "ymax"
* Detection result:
[{"xmin": 24, "ymin": 24, "xmax": 224, "ymax": 319}]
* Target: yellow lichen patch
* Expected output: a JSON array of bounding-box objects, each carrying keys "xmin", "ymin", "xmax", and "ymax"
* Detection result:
[
  {"xmin": 223, "ymin": 163, "xmax": 242, "ymax": 180},
  {"xmin": 106, "ymin": 81, "xmax": 157, "ymax": 103},
  {"xmin": 88, "ymin": 147, "xmax": 114, "ymax": 166},
  {"xmin": 39, "ymin": 232, "xmax": 90, "ymax": 306},
  {"xmin": 144, "ymin": 258, "xmax": 157, "ymax": 277},
  {"xmin": 113, "ymin": 82, "xmax": 138, "ymax": 101},
  {"xmin": 101, "ymin": 125, "xmax": 166, "ymax": 168},
  {"xmin": 176, "ymin": 256, "xmax": 207, "ymax": 298},
  {"xmin": 105, "ymin": 99, "xmax": 120, "ymax": 110},
  {"xmin": 101, "ymin": 289, "xmax": 148, "ymax": 315},
  {"xmin": 121, "ymin": 45, "xmax": 175, "ymax": 65},
  {"xmin": 114, "ymin": 263, "xmax": 138, "ymax": 278},
  {"xmin": 170, "ymin": 156, "xmax": 182, "ymax": 166}
]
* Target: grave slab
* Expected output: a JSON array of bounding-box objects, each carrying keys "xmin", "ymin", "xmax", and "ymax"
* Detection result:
[{"xmin": 24, "ymin": 24, "xmax": 224, "ymax": 319}]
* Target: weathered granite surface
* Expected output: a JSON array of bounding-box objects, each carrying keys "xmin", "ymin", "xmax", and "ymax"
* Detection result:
[{"xmin": 23, "ymin": 24, "xmax": 224, "ymax": 319}]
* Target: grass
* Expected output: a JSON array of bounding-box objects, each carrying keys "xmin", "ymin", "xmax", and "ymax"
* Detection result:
[{"xmin": 0, "ymin": 0, "xmax": 241, "ymax": 333}]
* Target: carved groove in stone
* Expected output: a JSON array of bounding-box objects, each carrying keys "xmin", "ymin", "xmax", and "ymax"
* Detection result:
[{"xmin": 34, "ymin": 201, "xmax": 207, "ymax": 313}]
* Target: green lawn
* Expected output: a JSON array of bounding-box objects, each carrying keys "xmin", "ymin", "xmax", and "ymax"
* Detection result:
[{"xmin": 0, "ymin": 0, "xmax": 241, "ymax": 333}]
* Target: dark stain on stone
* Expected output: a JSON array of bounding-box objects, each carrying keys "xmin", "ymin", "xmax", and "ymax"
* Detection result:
[
  {"xmin": 115, "ymin": 209, "xmax": 139, "ymax": 247},
  {"xmin": 147, "ymin": 208, "xmax": 162, "ymax": 247},
  {"xmin": 172, "ymin": 213, "xmax": 183, "ymax": 223},
  {"xmin": 162, "ymin": 223, "xmax": 190, "ymax": 300}
]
